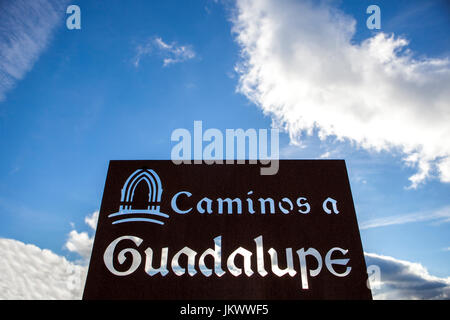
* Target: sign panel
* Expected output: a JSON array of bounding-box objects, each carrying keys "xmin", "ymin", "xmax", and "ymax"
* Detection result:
[{"xmin": 83, "ymin": 160, "xmax": 372, "ymax": 299}]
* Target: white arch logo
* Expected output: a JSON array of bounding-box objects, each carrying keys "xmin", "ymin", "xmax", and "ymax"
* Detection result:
[{"xmin": 108, "ymin": 168, "xmax": 169, "ymax": 225}]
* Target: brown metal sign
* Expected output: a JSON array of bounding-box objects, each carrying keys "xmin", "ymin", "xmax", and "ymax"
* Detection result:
[{"xmin": 83, "ymin": 160, "xmax": 372, "ymax": 300}]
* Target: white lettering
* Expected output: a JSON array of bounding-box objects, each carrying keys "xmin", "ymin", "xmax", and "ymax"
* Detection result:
[
  {"xmin": 198, "ymin": 236, "xmax": 225, "ymax": 277},
  {"xmin": 172, "ymin": 247, "xmax": 197, "ymax": 276},
  {"xmin": 145, "ymin": 247, "xmax": 169, "ymax": 276},
  {"xmin": 297, "ymin": 248, "xmax": 323, "ymax": 289},
  {"xmin": 268, "ymin": 248, "xmax": 297, "ymax": 277},
  {"xmin": 103, "ymin": 236, "xmax": 143, "ymax": 276},
  {"xmin": 227, "ymin": 247, "xmax": 254, "ymax": 277},
  {"xmin": 103, "ymin": 235, "xmax": 352, "ymax": 290},
  {"xmin": 325, "ymin": 247, "xmax": 351, "ymax": 277}
]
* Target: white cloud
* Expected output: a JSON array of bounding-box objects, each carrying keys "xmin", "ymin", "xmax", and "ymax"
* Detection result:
[
  {"xmin": 65, "ymin": 230, "xmax": 94, "ymax": 262},
  {"xmin": 0, "ymin": 210, "xmax": 98, "ymax": 299},
  {"xmin": 360, "ymin": 205, "xmax": 450, "ymax": 230},
  {"xmin": 84, "ymin": 210, "xmax": 99, "ymax": 230},
  {"xmin": 0, "ymin": 238, "xmax": 86, "ymax": 299},
  {"xmin": 0, "ymin": 0, "xmax": 67, "ymax": 101},
  {"xmin": 64, "ymin": 211, "xmax": 98, "ymax": 263},
  {"xmin": 232, "ymin": 0, "xmax": 450, "ymax": 188},
  {"xmin": 319, "ymin": 151, "xmax": 331, "ymax": 159},
  {"xmin": 133, "ymin": 36, "xmax": 196, "ymax": 67},
  {"xmin": 365, "ymin": 252, "xmax": 450, "ymax": 299}
]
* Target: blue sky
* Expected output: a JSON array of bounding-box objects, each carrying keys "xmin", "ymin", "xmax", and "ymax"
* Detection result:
[{"xmin": 0, "ymin": 0, "xmax": 449, "ymax": 299}]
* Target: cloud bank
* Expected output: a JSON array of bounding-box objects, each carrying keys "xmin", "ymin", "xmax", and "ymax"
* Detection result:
[
  {"xmin": 0, "ymin": 0, "xmax": 67, "ymax": 101},
  {"xmin": 366, "ymin": 252, "xmax": 450, "ymax": 299},
  {"xmin": 0, "ymin": 210, "xmax": 97, "ymax": 299},
  {"xmin": 232, "ymin": 0, "xmax": 450, "ymax": 187},
  {"xmin": 0, "ymin": 238, "xmax": 86, "ymax": 299}
]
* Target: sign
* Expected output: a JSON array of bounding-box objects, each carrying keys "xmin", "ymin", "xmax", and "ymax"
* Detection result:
[{"xmin": 83, "ymin": 160, "xmax": 372, "ymax": 299}]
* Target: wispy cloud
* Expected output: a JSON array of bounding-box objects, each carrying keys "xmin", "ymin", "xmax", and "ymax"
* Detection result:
[
  {"xmin": 319, "ymin": 151, "xmax": 331, "ymax": 159},
  {"xmin": 232, "ymin": 0, "xmax": 450, "ymax": 188},
  {"xmin": 365, "ymin": 252, "xmax": 450, "ymax": 299},
  {"xmin": 133, "ymin": 36, "xmax": 196, "ymax": 67},
  {"xmin": 0, "ymin": 0, "xmax": 67, "ymax": 102},
  {"xmin": 360, "ymin": 206, "xmax": 450, "ymax": 230}
]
